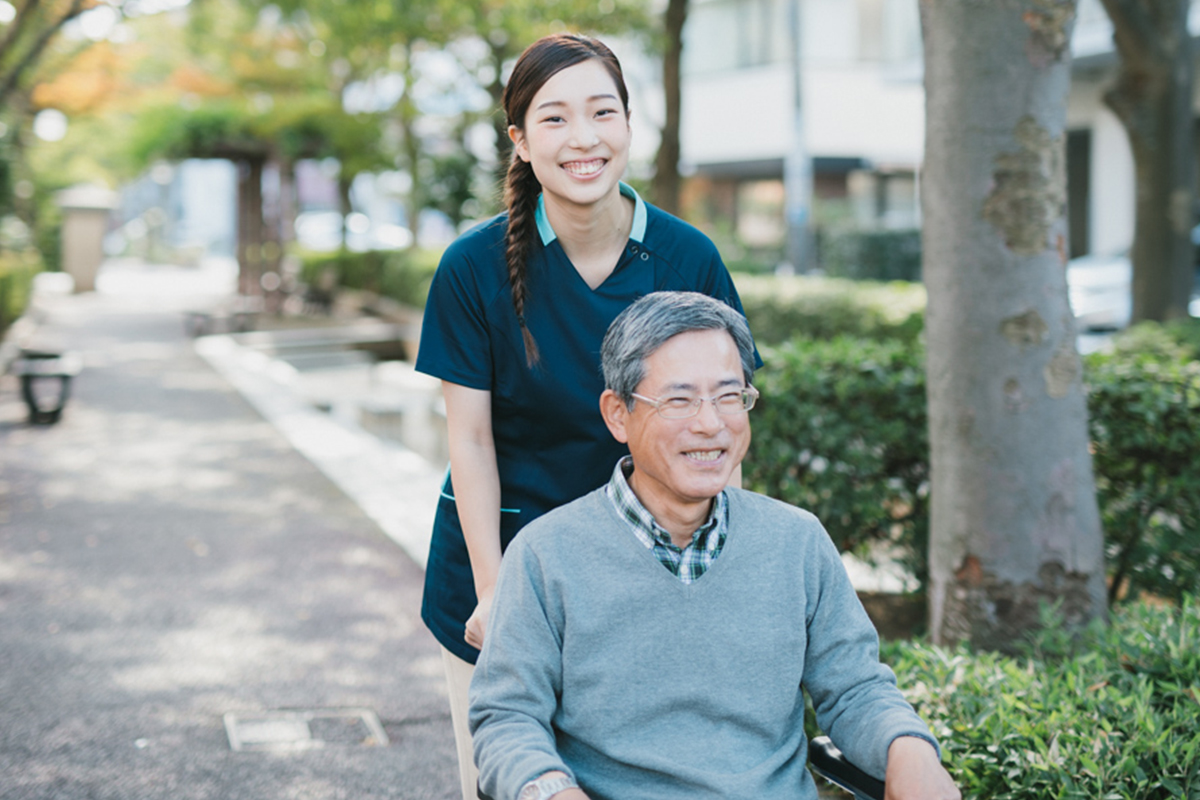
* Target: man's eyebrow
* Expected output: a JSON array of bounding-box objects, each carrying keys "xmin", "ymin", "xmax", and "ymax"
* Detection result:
[
  {"xmin": 659, "ymin": 378, "xmax": 743, "ymax": 393},
  {"xmin": 534, "ymin": 93, "xmax": 619, "ymax": 111}
]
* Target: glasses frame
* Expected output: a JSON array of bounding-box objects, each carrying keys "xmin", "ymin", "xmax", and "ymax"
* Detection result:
[{"xmin": 630, "ymin": 385, "xmax": 759, "ymax": 419}]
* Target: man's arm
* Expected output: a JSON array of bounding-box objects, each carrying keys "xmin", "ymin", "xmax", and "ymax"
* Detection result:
[
  {"xmin": 883, "ymin": 737, "xmax": 960, "ymax": 800},
  {"xmin": 799, "ymin": 519, "xmax": 945, "ymax": 782}
]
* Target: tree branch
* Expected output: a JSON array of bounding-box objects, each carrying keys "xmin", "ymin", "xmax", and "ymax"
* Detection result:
[
  {"xmin": 0, "ymin": 0, "xmax": 45, "ymax": 63},
  {"xmin": 1097, "ymin": 0, "xmax": 1172, "ymax": 70},
  {"xmin": 0, "ymin": 0, "xmax": 87, "ymax": 110}
]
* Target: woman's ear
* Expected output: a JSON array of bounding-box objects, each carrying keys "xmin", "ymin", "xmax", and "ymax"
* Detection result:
[
  {"xmin": 508, "ymin": 125, "xmax": 530, "ymax": 163},
  {"xmin": 599, "ymin": 389, "xmax": 630, "ymax": 444}
]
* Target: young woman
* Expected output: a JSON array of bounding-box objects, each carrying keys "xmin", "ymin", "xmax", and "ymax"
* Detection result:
[{"xmin": 413, "ymin": 33, "xmax": 757, "ymax": 799}]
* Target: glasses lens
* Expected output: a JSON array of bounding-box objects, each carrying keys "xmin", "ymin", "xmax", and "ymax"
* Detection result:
[{"xmin": 659, "ymin": 398, "xmax": 698, "ymax": 419}]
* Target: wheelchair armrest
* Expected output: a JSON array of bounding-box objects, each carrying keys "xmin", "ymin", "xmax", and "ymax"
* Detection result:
[
  {"xmin": 808, "ymin": 736, "xmax": 886, "ymax": 800},
  {"xmin": 480, "ymin": 737, "xmax": 885, "ymax": 800}
]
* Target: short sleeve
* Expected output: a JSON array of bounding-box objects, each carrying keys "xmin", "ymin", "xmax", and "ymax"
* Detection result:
[
  {"xmin": 414, "ymin": 235, "xmax": 497, "ymax": 391},
  {"xmin": 705, "ymin": 255, "xmax": 763, "ymax": 370}
]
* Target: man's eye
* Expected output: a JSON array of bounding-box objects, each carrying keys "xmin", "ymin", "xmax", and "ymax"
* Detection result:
[
  {"xmin": 663, "ymin": 397, "xmax": 695, "ymax": 410},
  {"xmin": 716, "ymin": 393, "xmax": 744, "ymax": 410}
]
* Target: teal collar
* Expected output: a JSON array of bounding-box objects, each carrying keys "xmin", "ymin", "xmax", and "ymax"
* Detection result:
[{"xmin": 535, "ymin": 182, "xmax": 647, "ymax": 247}]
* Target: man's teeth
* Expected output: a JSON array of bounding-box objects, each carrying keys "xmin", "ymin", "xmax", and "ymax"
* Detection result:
[
  {"xmin": 564, "ymin": 160, "xmax": 603, "ymax": 175},
  {"xmin": 685, "ymin": 451, "xmax": 721, "ymax": 462}
]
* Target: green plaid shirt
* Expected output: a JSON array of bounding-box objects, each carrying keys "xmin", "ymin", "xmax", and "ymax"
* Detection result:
[{"xmin": 605, "ymin": 456, "xmax": 728, "ymax": 584}]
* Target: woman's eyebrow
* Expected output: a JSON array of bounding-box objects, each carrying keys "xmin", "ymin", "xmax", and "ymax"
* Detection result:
[{"xmin": 534, "ymin": 93, "xmax": 619, "ymax": 112}]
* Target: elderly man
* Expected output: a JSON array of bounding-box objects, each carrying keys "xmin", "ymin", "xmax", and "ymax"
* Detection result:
[{"xmin": 469, "ymin": 291, "xmax": 959, "ymax": 800}]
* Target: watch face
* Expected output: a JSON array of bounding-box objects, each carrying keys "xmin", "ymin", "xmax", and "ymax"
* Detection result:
[{"xmin": 518, "ymin": 785, "xmax": 541, "ymax": 800}]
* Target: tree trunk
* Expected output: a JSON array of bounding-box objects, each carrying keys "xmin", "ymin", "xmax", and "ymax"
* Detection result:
[
  {"xmin": 399, "ymin": 44, "xmax": 423, "ymax": 250},
  {"xmin": 236, "ymin": 157, "xmax": 265, "ymax": 297},
  {"xmin": 652, "ymin": 0, "xmax": 688, "ymax": 217},
  {"xmin": 1099, "ymin": 0, "xmax": 1195, "ymax": 323},
  {"xmin": 488, "ymin": 39, "xmax": 514, "ymax": 197},
  {"xmin": 920, "ymin": 0, "xmax": 1106, "ymax": 651}
]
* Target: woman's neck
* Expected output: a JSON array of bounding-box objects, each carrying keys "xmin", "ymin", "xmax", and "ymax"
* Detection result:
[{"xmin": 542, "ymin": 187, "xmax": 634, "ymax": 263}]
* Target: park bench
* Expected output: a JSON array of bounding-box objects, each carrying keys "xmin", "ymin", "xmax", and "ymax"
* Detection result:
[{"xmin": 183, "ymin": 295, "xmax": 263, "ymax": 337}]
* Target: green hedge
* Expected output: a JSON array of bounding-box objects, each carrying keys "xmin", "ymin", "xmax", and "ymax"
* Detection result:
[
  {"xmin": 0, "ymin": 249, "xmax": 40, "ymax": 337},
  {"xmin": 745, "ymin": 335, "xmax": 929, "ymax": 585},
  {"xmin": 823, "ymin": 228, "xmax": 922, "ymax": 282},
  {"xmin": 733, "ymin": 273, "xmax": 926, "ymax": 345},
  {"xmin": 746, "ymin": 320, "xmax": 1200, "ymax": 604},
  {"xmin": 877, "ymin": 598, "xmax": 1200, "ymax": 799},
  {"xmin": 1085, "ymin": 329, "xmax": 1200, "ymax": 606},
  {"xmin": 297, "ymin": 247, "xmax": 442, "ymax": 310}
]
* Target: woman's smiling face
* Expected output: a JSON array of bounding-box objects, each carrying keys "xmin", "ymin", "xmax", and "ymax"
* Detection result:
[{"xmin": 509, "ymin": 58, "xmax": 631, "ymax": 211}]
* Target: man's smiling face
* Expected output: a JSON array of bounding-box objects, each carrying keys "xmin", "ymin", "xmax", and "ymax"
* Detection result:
[{"xmin": 602, "ymin": 328, "xmax": 751, "ymax": 528}]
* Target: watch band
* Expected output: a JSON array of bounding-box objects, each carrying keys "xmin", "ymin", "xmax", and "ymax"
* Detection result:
[{"xmin": 517, "ymin": 772, "xmax": 577, "ymax": 800}]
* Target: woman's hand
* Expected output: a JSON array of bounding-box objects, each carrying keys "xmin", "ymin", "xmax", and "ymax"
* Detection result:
[{"xmin": 464, "ymin": 588, "xmax": 494, "ymax": 650}]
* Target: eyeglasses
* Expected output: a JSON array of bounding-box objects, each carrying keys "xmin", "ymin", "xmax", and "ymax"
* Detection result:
[{"xmin": 630, "ymin": 385, "xmax": 759, "ymax": 419}]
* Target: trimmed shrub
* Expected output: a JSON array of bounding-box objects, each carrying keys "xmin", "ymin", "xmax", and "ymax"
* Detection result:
[
  {"xmin": 1085, "ymin": 342, "xmax": 1200, "ymax": 606},
  {"xmin": 734, "ymin": 273, "xmax": 925, "ymax": 345},
  {"xmin": 0, "ymin": 249, "xmax": 40, "ymax": 337},
  {"xmin": 746, "ymin": 320, "xmax": 1200, "ymax": 603},
  {"xmin": 878, "ymin": 598, "xmax": 1200, "ymax": 799},
  {"xmin": 823, "ymin": 228, "xmax": 922, "ymax": 282},
  {"xmin": 745, "ymin": 335, "xmax": 929, "ymax": 585},
  {"xmin": 297, "ymin": 247, "xmax": 441, "ymax": 309}
]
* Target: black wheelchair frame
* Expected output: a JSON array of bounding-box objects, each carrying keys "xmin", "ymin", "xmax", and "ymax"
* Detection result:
[{"xmin": 476, "ymin": 735, "xmax": 884, "ymax": 800}]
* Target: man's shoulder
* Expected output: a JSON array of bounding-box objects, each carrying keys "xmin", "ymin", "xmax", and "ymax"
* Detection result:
[
  {"xmin": 727, "ymin": 486, "xmax": 815, "ymax": 519},
  {"xmin": 513, "ymin": 488, "xmax": 612, "ymax": 550},
  {"xmin": 727, "ymin": 488, "xmax": 827, "ymax": 542}
]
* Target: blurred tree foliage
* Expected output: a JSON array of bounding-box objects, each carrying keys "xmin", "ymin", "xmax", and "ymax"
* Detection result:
[{"xmin": 9, "ymin": 0, "xmax": 655, "ymax": 278}]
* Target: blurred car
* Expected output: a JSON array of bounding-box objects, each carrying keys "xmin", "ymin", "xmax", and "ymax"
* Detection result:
[
  {"xmin": 293, "ymin": 211, "xmax": 412, "ymax": 252},
  {"xmin": 1067, "ymin": 251, "xmax": 1131, "ymax": 332}
]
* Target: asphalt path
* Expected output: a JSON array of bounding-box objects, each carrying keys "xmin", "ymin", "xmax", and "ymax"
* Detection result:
[{"xmin": 0, "ymin": 272, "xmax": 457, "ymax": 799}]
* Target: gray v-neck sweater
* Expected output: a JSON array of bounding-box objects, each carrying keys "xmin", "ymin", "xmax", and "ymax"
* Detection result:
[{"xmin": 470, "ymin": 487, "xmax": 937, "ymax": 800}]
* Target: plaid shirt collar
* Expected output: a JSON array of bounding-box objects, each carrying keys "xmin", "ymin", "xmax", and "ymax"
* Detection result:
[{"xmin": 605, "ymin": 456, "xmax": 728, "ymax": 584}]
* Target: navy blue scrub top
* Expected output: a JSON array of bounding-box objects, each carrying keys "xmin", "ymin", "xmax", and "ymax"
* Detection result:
[{"xmin": 415, "ymin": 183, "xmax": 759, "ymax": 663}]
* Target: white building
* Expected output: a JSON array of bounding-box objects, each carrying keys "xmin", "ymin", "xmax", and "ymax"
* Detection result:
[
  {"xmin": 676, "ymin": 0, "xmax": 1200, "ymax": 263},
  {"xmin": 679, "ymin": 0, "xmax": 925, "ymax": 258}
]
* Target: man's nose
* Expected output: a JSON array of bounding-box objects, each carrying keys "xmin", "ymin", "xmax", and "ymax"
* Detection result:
[{"xmin": 689, "ymin": 398, "xmax": 726, "ymax": 432}]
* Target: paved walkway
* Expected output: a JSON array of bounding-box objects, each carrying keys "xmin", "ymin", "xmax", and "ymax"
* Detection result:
[{"xmin": 0, "ymin": 261, "xmax": 457, "ymax": 799}]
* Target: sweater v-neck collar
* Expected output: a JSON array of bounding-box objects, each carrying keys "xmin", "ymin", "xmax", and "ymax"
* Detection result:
[{"xmin": 595, "ymin": 487, "xmax": 740, "ymax": 589}]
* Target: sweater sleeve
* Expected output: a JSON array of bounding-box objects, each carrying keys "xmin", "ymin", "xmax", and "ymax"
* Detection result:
[
  {"xmin": 800, "ymin": 519, "xmax": 939, "ymax": 780},
  {"xmin": 469, "ymin": 533, "xmax": 572, "ymax": 800}
]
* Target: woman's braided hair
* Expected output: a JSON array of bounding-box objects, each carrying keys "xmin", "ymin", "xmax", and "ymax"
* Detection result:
[{"xmin": 501, "ymin": 33, "xmax": 630, "ymax": 367}]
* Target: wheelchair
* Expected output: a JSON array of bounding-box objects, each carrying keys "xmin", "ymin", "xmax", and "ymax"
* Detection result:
[{"xmin": 477, "ymin": 735, "xmax": 884, "ymax": 799}]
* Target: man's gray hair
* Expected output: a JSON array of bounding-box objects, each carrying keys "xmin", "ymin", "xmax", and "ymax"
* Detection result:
[{"xmin": 601, "ymin": 291, "xmax": 755, "ymax": 407}]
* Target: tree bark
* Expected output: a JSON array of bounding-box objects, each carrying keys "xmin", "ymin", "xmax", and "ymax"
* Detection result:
[
  {"xmin": 652, "ymin": 0, "xmax": 688, "ymax": 217},
  {"xmin": 236, "ymin": 157, "xmax": 265, "ymax": 297},
  {"xmin": 920, "ymin": 0, "xmax": 1106, "ymax": 651},
  {"xmin": 1098, "ymin": 0, "xmax": 1195, "ymax": 323}
]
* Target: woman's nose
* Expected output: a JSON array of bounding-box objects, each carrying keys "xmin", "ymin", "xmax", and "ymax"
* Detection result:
[{"xmin": 569, "ymin": 119, "xmax": 599, "ymax": 149}]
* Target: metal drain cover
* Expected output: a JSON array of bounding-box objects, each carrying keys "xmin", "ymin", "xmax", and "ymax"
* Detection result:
[{"xmin": 224, "ymin": 708, "xmax": 389, "ymax": 752}]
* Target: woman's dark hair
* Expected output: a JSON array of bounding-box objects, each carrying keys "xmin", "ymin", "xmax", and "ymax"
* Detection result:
[{"xmin": 502, "ymin": 33, "xmax": 630, "ymax": 366}]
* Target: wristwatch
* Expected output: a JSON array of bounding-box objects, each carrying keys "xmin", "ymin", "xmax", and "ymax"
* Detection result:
[{"xmin": 517, "ymin": 772, "xmax": 577, "ymax": 800}]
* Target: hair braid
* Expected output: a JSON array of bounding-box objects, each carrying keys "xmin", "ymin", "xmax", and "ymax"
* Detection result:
[{"xmin": 504, "ymin": 155, "xmax": 542, "ymax": 367}]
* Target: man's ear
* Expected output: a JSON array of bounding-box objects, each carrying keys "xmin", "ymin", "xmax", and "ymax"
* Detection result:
[
  {"xmin": 508, "ymin": 125, "xmax": 530, "ymax": 163},
  {"xmin": 599, "ymin": 389, "xmax": 630, "ymax": 444}
]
